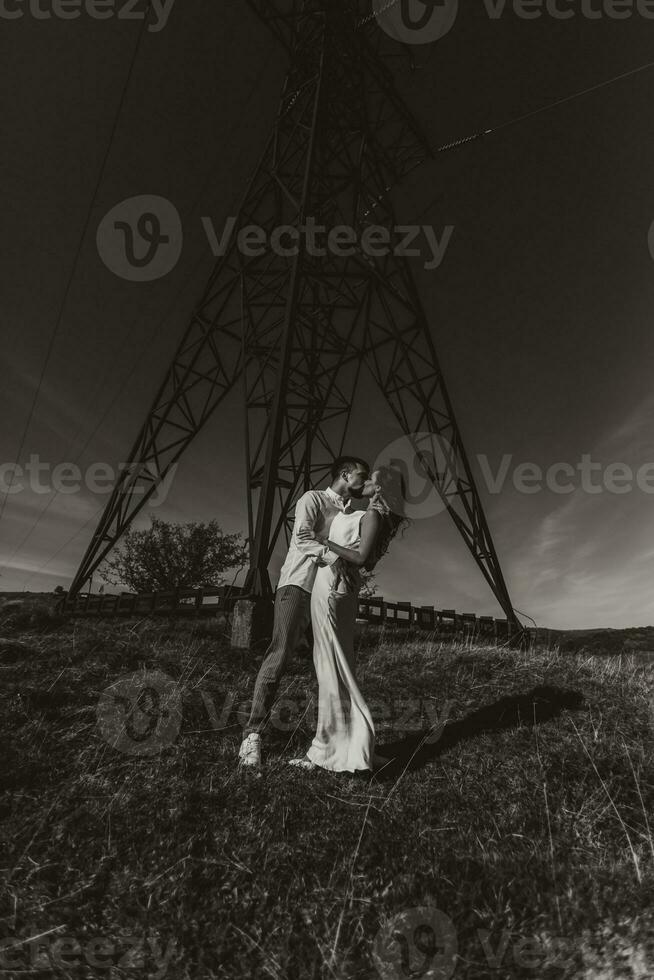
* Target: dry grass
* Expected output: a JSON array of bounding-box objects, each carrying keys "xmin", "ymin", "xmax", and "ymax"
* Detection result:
[{"xmin": 0, "ymin": 605, "xmax": 653, "ymax": 978}]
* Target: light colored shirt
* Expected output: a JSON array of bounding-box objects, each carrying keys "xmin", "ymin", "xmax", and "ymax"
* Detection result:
[{"xmin": 277, "ymin": 486, "xmax": 352, "ymax": 593}]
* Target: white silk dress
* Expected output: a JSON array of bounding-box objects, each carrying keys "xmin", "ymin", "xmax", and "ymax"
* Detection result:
[{"xmin": 305, "ymin": 509, "xmax": 376, "ymax": 773}]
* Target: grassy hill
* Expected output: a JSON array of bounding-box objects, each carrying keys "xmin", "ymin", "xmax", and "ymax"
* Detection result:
[
  {"xmin": 0, "ymin": 603, "xmax": 653, "ymax": 978},
  {"xmin": 542, "ymin": 626, "xmax": 654, "ymax": 660}
]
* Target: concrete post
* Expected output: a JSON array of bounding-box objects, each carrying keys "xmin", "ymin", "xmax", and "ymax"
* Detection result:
[{"xmin": 230, "ymin": 596, "xmax": 274, "ymax": 649}]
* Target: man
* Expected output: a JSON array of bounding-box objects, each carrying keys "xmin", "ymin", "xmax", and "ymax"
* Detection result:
[{"xmin": 238, "ymin": 455, "xmax": 370, "ymax": 770}]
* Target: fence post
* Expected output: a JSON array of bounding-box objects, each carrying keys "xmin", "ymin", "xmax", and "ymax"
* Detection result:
[
  {"xmin": 495, "ymin": 618, "xmax": 508, "ymax": 640},
  {"xmin": 397, "ymin": 601, "xmax": 413, "ymax": 626},
  {"xmin": 419, "ymin": 606, "xmax": 435, "ymax": 630},
  {"xmin": 477, "ymin": 616, "xmax": 493, "ymax": 638},
  {"xmin": 441, "ymin": 609, "xmax": 456, "ymax": 631},
  {"xmin": 461, "ymin": 613, "xmax": 477, "ymax": 638}
]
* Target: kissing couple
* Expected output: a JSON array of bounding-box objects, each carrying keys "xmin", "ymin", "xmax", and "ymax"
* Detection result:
[{"xmin": 238, "ymin": 455, "xmax": 409, "ymax": 775}]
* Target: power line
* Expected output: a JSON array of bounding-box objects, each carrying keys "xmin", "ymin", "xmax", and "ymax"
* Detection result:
[
  {"xmin": 414, "ymin": 56, "xmax": 654, "ymax": 218},
  {"xmin": 0, "ymin": 3, "xmax": 154, "ymax": 530},
  {"xmin": 485, "ymin": 57, "xmax": 654, "ymax": 137}
]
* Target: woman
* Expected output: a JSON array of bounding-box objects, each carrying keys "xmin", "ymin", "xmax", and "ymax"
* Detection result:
[{"xmin": 288, "ymin": 466, "xmax": 410, "ymax": 774}]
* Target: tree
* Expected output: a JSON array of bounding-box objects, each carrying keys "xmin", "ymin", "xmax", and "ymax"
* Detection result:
[{"xmin": 98, "ymin": 516, "xmax": 249, "ymax": 593}]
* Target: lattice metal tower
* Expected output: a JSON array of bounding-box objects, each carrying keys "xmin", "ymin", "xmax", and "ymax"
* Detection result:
[{"xmin": 67, "ymin": 0, "xmax": 523, "ymax": 634}]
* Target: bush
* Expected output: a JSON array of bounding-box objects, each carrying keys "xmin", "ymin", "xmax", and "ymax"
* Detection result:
[{"xmin": 98, "ymin": 515, "xmax": 248, "ymax": 593}]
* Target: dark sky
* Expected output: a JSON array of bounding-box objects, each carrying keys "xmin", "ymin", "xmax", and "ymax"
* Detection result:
[{"xmin": 2, "ymin": 0, "xmax": 654, "ymax": 629}]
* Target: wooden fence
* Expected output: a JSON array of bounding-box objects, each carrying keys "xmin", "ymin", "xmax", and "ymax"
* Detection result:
[
  {"xmin": 356, "ymin": 598, "xmax": 512, "ymax": 638},
  {"xmin": 58, "ymin": 585, "xmax": 245, "ymax": 619},
  {"xmin": 58, "ymin": 587, "xmax": 512, "ymax": 637}
]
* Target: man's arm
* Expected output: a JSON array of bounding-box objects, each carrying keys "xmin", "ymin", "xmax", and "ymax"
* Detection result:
[
  {"xmin": 324, "ymin": 510, "xmax": 382, "ymax": 568},
  {"xmin": 294, "ymin": 492, "xmax": 340, "ymax": 566}
]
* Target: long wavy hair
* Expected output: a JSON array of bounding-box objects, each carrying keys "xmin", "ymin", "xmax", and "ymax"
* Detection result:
[{"xmin": 364, "ymin": 465, "xmax": 412, "ymax": 570}]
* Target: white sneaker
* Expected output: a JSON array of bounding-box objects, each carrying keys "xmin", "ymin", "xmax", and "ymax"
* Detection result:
[
  {"xmin": 288, "ymin": 756, "xmax": 317, "ymax": 770},
  {"xmin": 238, "ymin": 733, "xmax": 262, "ymax": 769}
]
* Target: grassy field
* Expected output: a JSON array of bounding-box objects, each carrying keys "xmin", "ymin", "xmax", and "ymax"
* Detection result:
[{"xmin": 1, "ymin": 597, "xmax": 653, "ymax": 979}]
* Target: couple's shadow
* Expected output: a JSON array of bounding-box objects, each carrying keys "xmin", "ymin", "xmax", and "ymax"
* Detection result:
[{"xmin": 365, "ymin": 684, "xmax": 584, "ymax": 780}]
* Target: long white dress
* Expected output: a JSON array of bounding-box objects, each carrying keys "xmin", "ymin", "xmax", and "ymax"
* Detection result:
[{"xmin": 305, "ymin": 509, "xmax": 376, "ymax": 773}]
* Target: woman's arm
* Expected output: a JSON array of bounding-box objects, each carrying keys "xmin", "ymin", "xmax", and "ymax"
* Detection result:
[{"xmin": 323, "ymin": 510, "xmax": 382, "ymax": 568}]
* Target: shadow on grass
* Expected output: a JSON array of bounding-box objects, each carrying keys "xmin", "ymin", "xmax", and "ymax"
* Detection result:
[{"xmin": 371, "ymin": 684, "xmax": 584, "ymax": 779}]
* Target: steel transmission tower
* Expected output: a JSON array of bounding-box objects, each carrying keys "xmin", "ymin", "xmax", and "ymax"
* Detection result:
[{"xmin": 67, "ymin": 0, "xmax": 523, "ymax": 633}]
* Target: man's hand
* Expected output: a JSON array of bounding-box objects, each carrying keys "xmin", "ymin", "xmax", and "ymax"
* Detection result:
[{"xmin": 332, "ymin": 557, "xmax": 360, "ymax": 595}]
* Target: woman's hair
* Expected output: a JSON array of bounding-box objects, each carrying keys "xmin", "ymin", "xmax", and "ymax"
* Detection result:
[{"xmin": 365, "ymin": 465, "xmax": 412, "ymax": 569}]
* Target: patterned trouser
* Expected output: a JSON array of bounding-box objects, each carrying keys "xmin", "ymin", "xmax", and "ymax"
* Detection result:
[{"xmin": 242, "ymin": 584, "xmax": 312, "ymax": 737}]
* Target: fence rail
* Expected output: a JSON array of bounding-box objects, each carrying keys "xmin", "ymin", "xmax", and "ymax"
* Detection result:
[
  {"xmin": 59, "ymin": 585, "xmax": 245, "ymax": 618},
  {"xmin": 58, "ymin": 587, "xmax": 511, "ymax": 637},
  {"xmin": 355, "ymin": 598, "xmax": 511, "ymax": 637}
]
